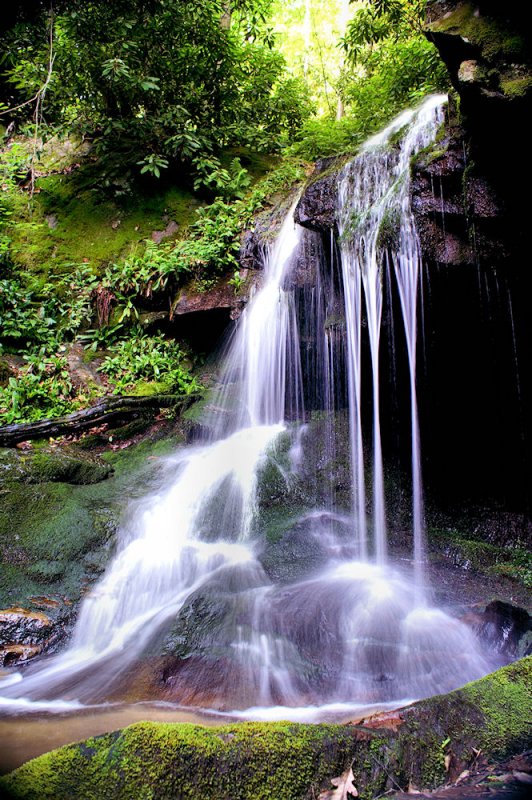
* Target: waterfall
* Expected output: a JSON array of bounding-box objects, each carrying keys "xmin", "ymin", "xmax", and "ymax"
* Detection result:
[
  {"xmin": 0, "ymin": 97, "xmax": 493, "ymax": 717},
  {"xmin": 338, "ymin": 95, "xmax": 446, "ymax": 590},
  {"xmin": 0, "ymin": 206, "xmax": 303, "ymax": 706}
]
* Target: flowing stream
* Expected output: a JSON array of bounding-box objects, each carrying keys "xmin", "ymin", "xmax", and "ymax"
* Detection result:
[{"xmin": 0, "ymin": 95, "xmax": 493, "ymax": 719}]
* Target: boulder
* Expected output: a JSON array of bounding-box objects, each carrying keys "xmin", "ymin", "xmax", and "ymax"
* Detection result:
[
  {"xmin": 1, "ymin": 657, "xmax": 530, "ymax": 799},
  {"xmin": 476, "ymin": 600, "xmax": 532, "ymax": 659}
]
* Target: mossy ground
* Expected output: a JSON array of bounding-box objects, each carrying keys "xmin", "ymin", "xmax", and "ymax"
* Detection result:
[
  {"xmin": 5, "ymin": 138, "xmax": 278, "ymax": 284},
  {"xmin": 8, "ymin": 169, "xmax": 200, "ymax": 281},
  {"xmin": 428, "ymin": 527, "xmax": 532, "ymax": 593}
]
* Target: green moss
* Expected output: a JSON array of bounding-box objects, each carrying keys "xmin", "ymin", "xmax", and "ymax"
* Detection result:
[
  {"xmin": 0, "ymin": 721, "xmax": 358, "ymax": 800},
  {"xmin": 122, "ymin": 380, "xmax": 174, "ymax": 397},
  {"xmin": 351, "ymin": 657, "xmax": 532, "ymax": 796},
  {"xmin": 0, "ymin": 435, "xmax": 183, "ymax": 608},
  {"xmin": 500, "ymin": 75, "xmax": 532, "ymax": 99},
  {"xmin": 258, "ymin": 505, "xmax": 311, "ymax": 544},
  {"xmin": 460, "ymin": 656, "xmax": 532, "ymax": 754},
  {"xmin": 27, "ymin": 450, "xmax": 113, "ymax": 485},
  {"xmin": 428, "ymin": 528, "xmax": 532, "ymax": 590},
  {"xmin": 428, "ymin": 3, "xmax": 528, "ymax": 63},
  {"xmin": 305, "ymin": 154, "xmax": 350, "ymax": 188},
  {"xmin": 7, "ymin": 164, "xmax": 200, "ymax": 281}
]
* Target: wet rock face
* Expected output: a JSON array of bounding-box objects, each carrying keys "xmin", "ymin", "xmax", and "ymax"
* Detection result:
[
  {"xmin": 0, "ymin": 606, "xmax": 62, "ymax": 666},
  {"xmin": 239, "ymin": 193, "xmax": 298, "ymax": 270},
  {"xmin": 171, "ymin": 279, "xmax": 251, "ymax": 322},
  {"xmin": 411, "ymin": 122, "xmax": 507, "ymax": 266},
  {"xmin": 476, "ymin": 601, "xmax": 532, "ymax": 659},
  {"xmin": 294, "ymin": 158, "xmax": 340, "ymax": 234},
  {"xmin": 0, "ymin": 446, "xmax": 114, "ymax": 486}
]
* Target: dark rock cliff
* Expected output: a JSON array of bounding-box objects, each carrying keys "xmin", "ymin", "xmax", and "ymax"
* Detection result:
[
  {"xmin": 425, "ymin": 1, "xmax": 532, "ymax": 207},
  {"xmin": 289, "ymin": 2, "xmax": 532, "ymax": 534}
]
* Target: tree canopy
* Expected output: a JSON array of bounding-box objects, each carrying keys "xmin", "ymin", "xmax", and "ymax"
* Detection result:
[{"xmin": 1, "ymin": 0, "xmax": 311, "ymax": 187}]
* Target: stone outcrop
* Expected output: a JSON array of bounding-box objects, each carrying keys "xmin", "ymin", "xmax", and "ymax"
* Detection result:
[
  {"xmin": 410, "ymin": 117, "xmax": 507, "ymax": 267},
  {"xmin": 294, "ymin": 158, "xmax": 341, "ymax": 234},
  {"xmin": 475, "ymin": 600, "xmax": 532, "ymax": 659},
  {"xmin": 425, "ymin": 1, "xmax": 532, "ymax": 197},
  {"xmin": 0, "ymin": 607, "xmax": 54, "ymax": 666},
  {"xmin": 171, "ymin": 277, "xmax": 253, "ymax": 321}
]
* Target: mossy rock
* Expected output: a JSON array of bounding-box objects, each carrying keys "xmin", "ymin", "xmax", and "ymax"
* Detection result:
[
  {"xmin": 428, "ymin": 527, "xmax": 532, "ymax": 592},
  {"xmin": 159, "ymin": 587, "xmax": 234, "ymax": 660},
  {"xmin": 258, "ymin": 510, "xmax": 349, "ymax": 582},
  {"xmin": 0, "ymin": 434, "xmax": 183, "ymax": 611},
  {"xmin": 0, "ymin": 447, "xmax": 114, "ymax": 486},
  {"xmin": 1, "ymin": 658, "xmax": 530, "ymax": 799},
  {"xmin": 255, "ymin": 414, "xmax": 352, "ymax": 516},
  {"xmin": 427, "ymin": 3, "xmax": 528, "ymax": 63},
  {"xmin": 6, "ymin": 164, "xmax": 199, "ymax": 280},
  {"xmin": 351, "ymin": 655, "xmax": 532, "ymax": 797},
  {"xmin": 0, "ymin": 721, "xmax": 359, "ymax": 800}
]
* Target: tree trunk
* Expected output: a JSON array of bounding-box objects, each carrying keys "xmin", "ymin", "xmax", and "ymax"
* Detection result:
[
  {"xmin": 0, "ymin": 393, "xmax": 201, "ymax": 446},
  {"xmin": 221, "ymin": 2, "xmax": 232, "ymax": 30}
]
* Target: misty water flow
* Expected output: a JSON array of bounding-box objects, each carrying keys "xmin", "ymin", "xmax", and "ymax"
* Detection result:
[
  {"xmin": 0, "ymin": 96, "xmax": 492, "ymax": 719},
  {"xmin": 337, "ymin": 93, "xmax": 447, "ymax": 594}
]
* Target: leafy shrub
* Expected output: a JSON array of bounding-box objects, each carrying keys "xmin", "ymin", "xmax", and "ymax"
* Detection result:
[
  {"xmin": 98, "ymin": 333, "xmax": 201, "ymax": 396},
  {"xmin": 0, "ymin": 352, "xmax": 82, "ymax": 423}
]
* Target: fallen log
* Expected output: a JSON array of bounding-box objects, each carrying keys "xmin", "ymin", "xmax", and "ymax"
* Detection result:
[{"xmin": 0, "ymin": 393, "xmax": 201, "ymax": 447}]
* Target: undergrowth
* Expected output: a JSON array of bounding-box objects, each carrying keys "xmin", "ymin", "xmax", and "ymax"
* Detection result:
[{"xmin": 0, "ymin": 142, "xmax": 305, "ymax": 424}]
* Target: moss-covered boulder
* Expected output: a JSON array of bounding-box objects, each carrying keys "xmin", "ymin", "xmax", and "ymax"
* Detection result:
[
  {"xmin": 0, "ymin": 721, "xmax": 359, "ymax": 800},
  {"xmin": 0, "ymin": 447, "xmax": 114, "ymax": 485},
  {"xmin": 0, "ymin": 434, "xmax": 184, "ymax": 652},
  {"xmin": 1, "ymin": 657, "xmax": 530, "ymax": 799},
  {"xmin": 351, "ymin": 655, "xmax": 532, "ymax": 797}
]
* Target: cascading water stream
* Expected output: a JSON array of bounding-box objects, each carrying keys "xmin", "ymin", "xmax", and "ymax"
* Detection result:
[
  {"xmin": 1, "ymin": 97, "xmax": 494, "ymax": 718},
  {"xmin": 337, "ymin": 94, "xmax": 446, "ymax": 590},
  {"xmin": 0, "ymin": 207, "xmax": 303, "ymax": 707}
]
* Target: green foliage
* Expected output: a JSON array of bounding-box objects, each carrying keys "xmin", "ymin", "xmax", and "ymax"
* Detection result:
[
  {"xmin": 229, "ymin": 269, "xmax": 246, "ymax": 293},
  {"xmin": 0, "ymin": 351, "xmax": 82, "ymax": 424},
  {"xmin": 193, "ymin": 156, "xmax": 251, "ymax": 199},
  {"xmin": 2, "ymin": 1, "xmax": 310, "ymax": 189},
  {"xmin": 98, "ymin": 332, "xmax": 201, "ymax": 396},
  {"xmin": 98, "ymin": 158, "xmax": 305, "ymax": 302},
  {"xmin": 488, "ymin": 547, "xmax": 532, "ymax": 590},
  {"xmin": 0, "ymin": 266, "xmax": 98, "ymax": 355},
  {"xmin": 0, "ymin": 142, "xmax": 31, "ymax": 266},
  {"xmin": 289, "ymin": 116, "xmax": 353, "ymax": 160},
  {"xmin": 290, "ymin": 1, "xmax": 449, "ymax": 161},
  {"xmin": 269, "ymin": 0, "xmax": 349, "ymax": 117},
  {"xmin": 137, "ymin": 154, "xmax": 169, "ymax": 179},
  {"xmin": 0, "ymin": 278, "xmax": 59, "ymax": 351},
  {"xmin": 0, "ymin": 145, "xmax": 302, "ymax": 425}
]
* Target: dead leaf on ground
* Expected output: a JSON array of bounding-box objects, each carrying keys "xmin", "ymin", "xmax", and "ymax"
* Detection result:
[{"xmin": 319, "ymin": 767, "xmax": 358, "ymax": 799}]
